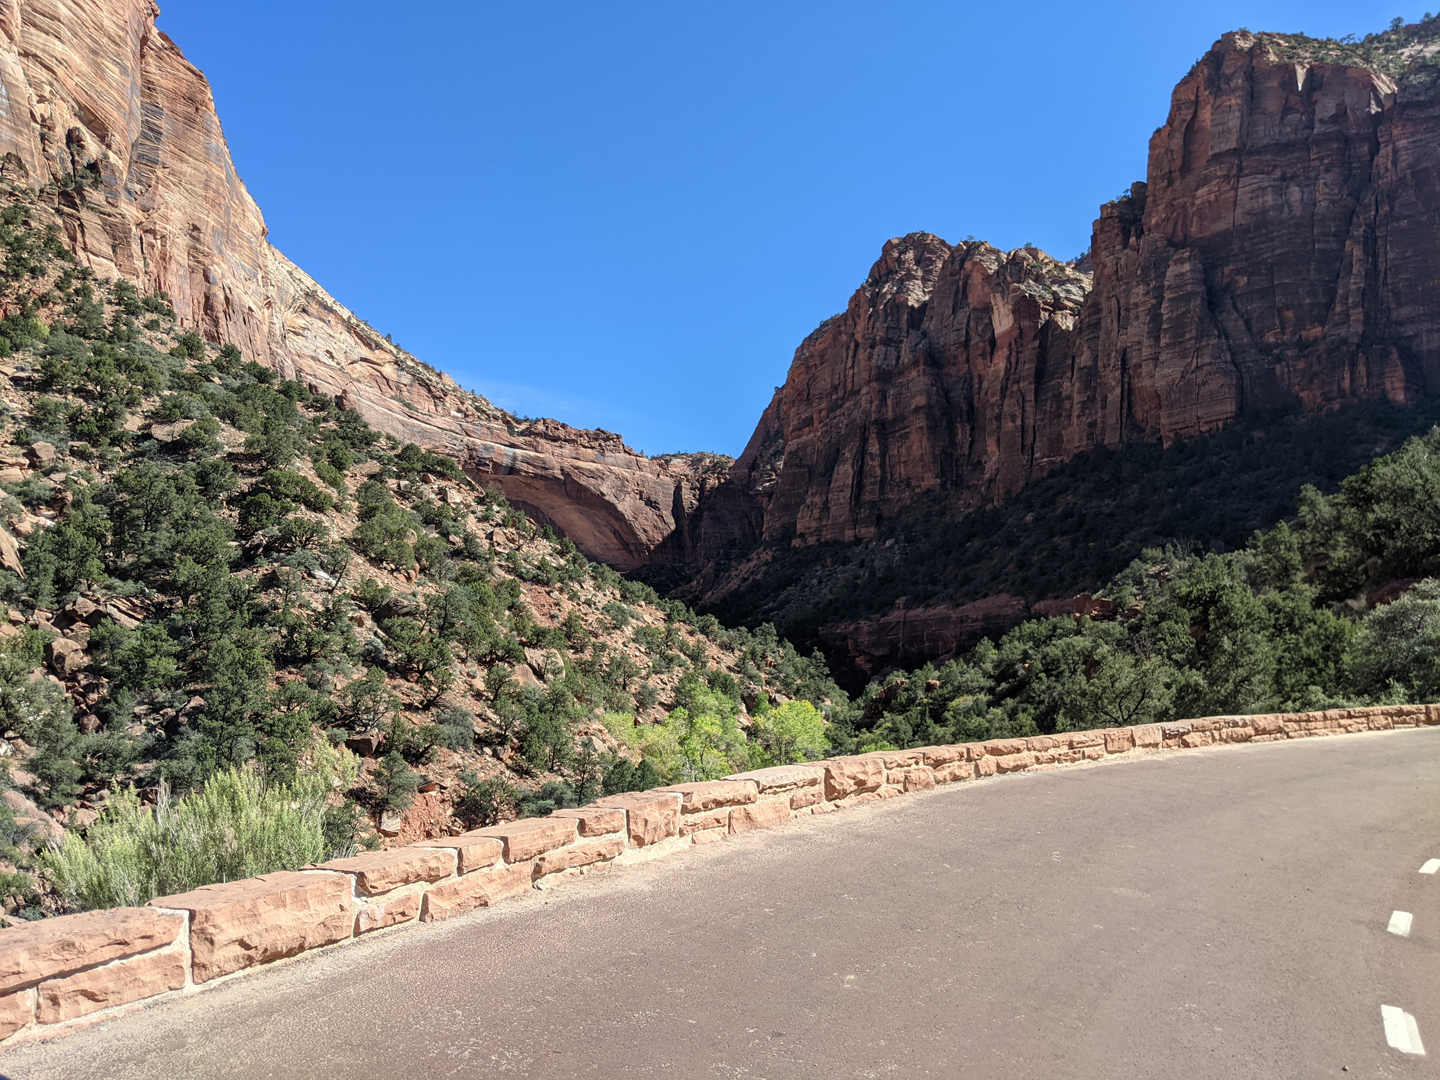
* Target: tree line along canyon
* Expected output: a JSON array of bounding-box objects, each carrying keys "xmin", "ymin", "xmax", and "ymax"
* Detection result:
[{"xmin": 3, "ymin": 0, "xmax": 1440, "ymax": 1041}]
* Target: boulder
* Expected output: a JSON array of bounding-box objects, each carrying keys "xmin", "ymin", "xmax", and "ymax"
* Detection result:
[
  {"xmin": 522, "ymin": 646, "xmax": 562, "ymax": 681},
  {"xmin": 377, "ymin": 810, "xmax": 403, "ymax": 837},
  {"xmin": 511, "ymin": 663, "xmax": 544, "ymax": 691},
  {"xmin": 149, "ymin": 419, "xmax": 195, "ymax": 443},
  {"xmin": 3, "ymin": 789, "xmax": 63, "ymax": 845},
  {"xmin": 0, "ymin": 907, "xmax": 183, "ymax": 995},
  {"xmin": 24, "ymin": 442, "xmax": 54, "ymax": 468},
  {"xmin": 151, "ymin": 871, "xmax": 354, "ymax": 983},
  {"xmin": 44, "ymin": 637, "xmax": 85, "ymax": 678},
  {"xmin": 345, "ymin": 730, "xmax": 382, "ymax": 757},
  {"xmin": 0, "ymin": 527, "xmax": 22, "ymax": 578}
]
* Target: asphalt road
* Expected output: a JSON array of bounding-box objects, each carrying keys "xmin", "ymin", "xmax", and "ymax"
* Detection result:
[{"xmin": 7, "ymin": 728, "xmax": 1440, "ymax": 1079}]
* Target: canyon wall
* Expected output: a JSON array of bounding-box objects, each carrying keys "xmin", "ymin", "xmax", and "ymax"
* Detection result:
[
  {"xmin": 681, "ymin": 31, "xmax": 1440, "ymax": 559},
  {"xmin": 0, "ymin": 0, "xmax": 703, "ymax": 569},
  {"xmin": 659, "ymin": 28, "xmax": 1440, "ymax": 659}
]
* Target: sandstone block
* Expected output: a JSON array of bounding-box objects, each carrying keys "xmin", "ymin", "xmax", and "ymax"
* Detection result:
[
  {"xmin": 533, "ymin": 835, "xmax": 625, "ymax": 877},
  {"xmin": 866, "ymin": 749, "xmax": 926, "ymax": 768},
  {"xmin": 982, "ymin": 738, "xmax": 1030, "ymax": 756},
  {"xmin": 821, "ymin": 756, "xmax": 886, "ymax": 800},
  {"xmin": 1026, "ymin": 736, "xmax": 1060, "ymax": 752},
  {"xmin": 994, "ymin": 751, "xmax": 1035, "ymax": 774},
  {"xmin": 1180, "ymin": 732, "xmax": 1215, "ymax": 748},
  {"xmin": 552, "ymin": 806, "xmax": 626, "ymax": 836},
  {"xmin": 1083, "ymin": 746, "xmax": 1104, "ymax": 760},
  {"xmin": 691, "ymin": 830, "xmax": 725, "ymax": 845},
  {"xmin": 1064, "ymin": 731, "xmax": 1104, "ymax": 748},
  {"xmin": 317, "ymin": 847, "xmax": 455, "ymax": 895},
  {"xmin": 1161, "ymin": 722, "xmax": 1192, "ymax": 746},
  {"xmin": 593, "ymin": 791, "xmax": 681, "ymax": 847},
  {"xmin": 730, "ymin": 799, "xmax": 791, "ymax": 833},
  {"xmin": 725, "ymin": 764, "xmax": 823, "ymax": 793},
  {"xmin": 965, "ymin": 744, "xmax": 989, "ymax": 760},
  {"xmin": 25, "ymin": 442, "xmax": 55, "ymax": 467},
  {"xmin": 920, "ymin": 745, "xmax": 966, "ymax": 766},
  {"xmin": 0, "ymin": 989, "xmax": 30, "ymax": 1039},
  {"xmin": 36, "ymin": 948, "xmax": 186, "ymax": 1024},
  {"xmin": 1103, "ymin": 729, "xmax": 1134, "ymax": 754},
  {"xmin": 355, "ymin": 889, "xmax": 422, "ymax": 934},
  {"xmin": 0, "ymin": 907, "xmax": 183, "ymax": 995},
  {"xmin": 790, "ymin": 788, "xmax": 823, "ymax": 809},
  {"xmin": 1131, "ymin": 724, "xmax": 1163, "ymax": 748},
  {"xmin": 468, "ymin": 817, "xmax": 577, "ymax": 862},
  {"xmin": 975, "ymin": 756, "xmax": 998, "ymax": 777},
  {"xmin": 660, "ymin": 779, "xmax": 758, "ymax": 812},
  {"xmin": 152, "ymin": 871, "xmax": 353, "ymax": 984},
  {"xmin": 413, "ymin": 834, "xmax": 504, "ymax": 874},
  {"xmin": 1221, "ymin": 728, "xmax": 1254, "ymax": 743},
  {"xmin": 420, "ymin": 864, "xmax": 532, "ymax": 922},
  {"xmin": 839, "ymin": 791, "xmax": 883, "ymax": 808},
  {"xmin": 900, "ymin": 766, "xmax": 937, "ymax": 792},
  {"xmin": 678, "ymin": 809, "xmax": 730, "ymax": 836},
  {"xmin": 935, "ymin": 760, "xmax": 975, "ymax": 783}
]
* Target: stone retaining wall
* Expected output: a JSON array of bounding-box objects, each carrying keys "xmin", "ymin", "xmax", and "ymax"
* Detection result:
[{"xmin": 2, "ymin": 703, "xmax": 1435, "ymax": 1046}]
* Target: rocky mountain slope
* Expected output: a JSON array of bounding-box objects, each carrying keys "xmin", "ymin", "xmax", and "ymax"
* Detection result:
[
  {"xmin": 646, "ymin": 19, "xmax": 1440, "ymax": 670},
  {"xmin": 0, "ymin": 0, "xmax": 713, "ymax": 571}
]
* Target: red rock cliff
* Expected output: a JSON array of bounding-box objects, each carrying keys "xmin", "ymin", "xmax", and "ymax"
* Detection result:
[
  {"xmin": 668, "ymin": 28, "xmax": 1440, "ymax": 570},
  {"xmin": 0, "ymin": 0, "xmax": 701, "ymax": 570}
]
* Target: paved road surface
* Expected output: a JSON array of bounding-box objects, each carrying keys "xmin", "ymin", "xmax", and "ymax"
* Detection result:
[{"xmin": 7, "ymin": 729, "xmax": 1440, "ymax": 1079}]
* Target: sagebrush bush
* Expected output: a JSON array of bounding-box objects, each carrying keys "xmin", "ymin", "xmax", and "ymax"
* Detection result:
[{"xmin": 42, "ymin": 743, "xmax": 358, "ymax": 911}]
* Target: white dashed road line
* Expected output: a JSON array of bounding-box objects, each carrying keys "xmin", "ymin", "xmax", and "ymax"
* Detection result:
[
  {"xmin": 1419, "ymin": 858, "xmax": 1440, "ymax": 874},
  {"xmin": 1388, "ymin": 911, "xmax": 1414, "ymax": 937},
  {"xmin": 1383, "ymin": 1005, "xmax": 1427, "ymax": 1055}
]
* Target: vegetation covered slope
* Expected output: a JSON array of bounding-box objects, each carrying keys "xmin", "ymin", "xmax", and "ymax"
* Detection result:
[
  {"xmin": 683, "ymin": 398, "xmax": 1440, "ymax": 686},
  {"xmin": 0, "ymin": 186, "xmax": 841, "ymax": 916}
]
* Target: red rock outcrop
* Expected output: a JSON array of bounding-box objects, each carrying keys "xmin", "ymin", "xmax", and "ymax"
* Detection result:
[
  {"xmin": 0, "ymin": 0, "xmax": 713, "ymax": 569},
  {"xmin": 660, "ymin": 26, "xmax": 1440, "ymax": 662}
]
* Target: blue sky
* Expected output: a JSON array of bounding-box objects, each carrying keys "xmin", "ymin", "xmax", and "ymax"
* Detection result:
[{"xmin": 159, "ymin": 1, "xmax": 1415, "ymax": 457}]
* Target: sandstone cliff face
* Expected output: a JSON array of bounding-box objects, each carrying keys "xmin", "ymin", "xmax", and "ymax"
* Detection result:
[
  {"xmin": 661, "ymin": 27, "xmax": 1440, "ymax": 663},
  {"xmin": 687, "ymin": 31, "xmax": 1440, "ymax": 557},
  {"xmin": 0, "ymin": 0, "xmax": 695, "ymax": 570}
]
